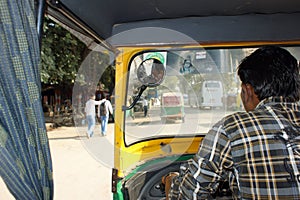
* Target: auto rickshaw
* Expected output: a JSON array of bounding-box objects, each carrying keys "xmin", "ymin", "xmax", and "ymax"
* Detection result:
[
  {"xmin": 3, "ymin": 0, "xmax": 300, "ymax": 199},
  {"xmin": 160, "ymin": 92, "xmax": 185, "ymax": 123},
  {"xmin": 44, "ymin": 1, "xmax": 300, "ymax": 199}
]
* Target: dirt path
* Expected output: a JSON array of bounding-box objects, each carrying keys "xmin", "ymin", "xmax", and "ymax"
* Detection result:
[{"xmin": 0, "ymin": 124, "xmax": 114, "ymax": 200}]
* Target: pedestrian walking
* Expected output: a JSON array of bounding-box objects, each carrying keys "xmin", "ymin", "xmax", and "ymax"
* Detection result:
[
  {"xmin": 143, "ymin": 96, "xmax": 148, "ymax": 117},
  {"xmin": 84, "ymin": 94, "xmax": 105, "ymax": 138},
  {"xmin": 98, "ymin": 95, "xmax": 113, "ymax": 136}
]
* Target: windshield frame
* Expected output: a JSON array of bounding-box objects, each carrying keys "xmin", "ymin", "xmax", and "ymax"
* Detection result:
[{"xmin": 122, "ymin": 44, "xmax": 300, "ymax": 146}]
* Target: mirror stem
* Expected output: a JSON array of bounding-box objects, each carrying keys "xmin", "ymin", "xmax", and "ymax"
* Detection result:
[{"xmin": 122, "ymin": 85, "xmax": 147, "ymax": 111}]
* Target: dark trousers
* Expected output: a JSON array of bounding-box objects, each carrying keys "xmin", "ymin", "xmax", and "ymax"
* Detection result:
[{"xmin": 144, "ymin": 106, "xmax": 148, "ymax": 117}]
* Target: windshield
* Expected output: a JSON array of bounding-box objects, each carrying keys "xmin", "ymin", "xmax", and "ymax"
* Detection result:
[{"xmin": 124, "ymin": 46, "xmax": 300, "ymax": 145}]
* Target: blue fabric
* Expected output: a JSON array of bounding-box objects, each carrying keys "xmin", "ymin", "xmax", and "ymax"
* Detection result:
[
  {"xmin": 0, "ymin": 0, "xmax": 53, "ymax": 199},
  {"xmin": 100, "ymin": 115, "xmax": 108, "ymax": 135},
  {"xmin": 86, "ymin": 115, "xmax": 96, "ymax": 136}
]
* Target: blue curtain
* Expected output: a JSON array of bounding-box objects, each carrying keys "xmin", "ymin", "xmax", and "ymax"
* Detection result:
[{"xmin": 0, "ymin": 0, "xmax": 53, "ymax": 199}]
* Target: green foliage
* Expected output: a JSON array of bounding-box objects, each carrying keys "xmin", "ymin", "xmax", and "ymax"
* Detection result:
[
  {"xmin": 41, "ymin": 16, "xmax": 115, "ymax": 95},
  {"xmin": 41, "ymin": 17, "xmax": 86, "ymax": 86}
]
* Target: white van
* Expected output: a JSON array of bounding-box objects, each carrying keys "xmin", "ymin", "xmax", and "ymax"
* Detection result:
[{"xmin": 200, "ymin": 81, "xmax": 224, "ymax": 109}]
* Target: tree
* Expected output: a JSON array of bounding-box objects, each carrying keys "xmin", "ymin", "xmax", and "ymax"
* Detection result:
[
  {"xmin": 41, "ymin": 17, "xmax": 86, "ymax": 86},
  {"xmin": 41, "ymin": 16, "xmax": 115, "ymax": 105}
]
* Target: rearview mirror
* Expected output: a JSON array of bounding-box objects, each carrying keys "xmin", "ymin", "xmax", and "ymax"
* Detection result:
[{"xmin": 137, "ymin": 58, "xmax": 165, "ymax": 87}]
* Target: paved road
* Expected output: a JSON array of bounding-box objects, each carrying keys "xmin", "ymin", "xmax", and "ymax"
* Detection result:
[{"xmin": 0, "ymin": 123, "xmax": 114, "ymax": 200}]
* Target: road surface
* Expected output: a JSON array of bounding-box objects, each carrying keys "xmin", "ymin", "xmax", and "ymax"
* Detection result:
[
  {"xmin": 0, "ymin": 107, "xmax": 239, "ymax": 199},
  {"xmin": 0, "ymin": 123, "xmax": 114, "ymax": 200}
]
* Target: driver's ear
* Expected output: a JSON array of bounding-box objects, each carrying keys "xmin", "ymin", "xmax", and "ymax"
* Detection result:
[
  {"xmin": 242, "ymin": 84, "xmax": 253, "ymax": 101},
  {"xmin": 242, "ymin": 83, "xmax": 260, "ymax": 111},
  {"xmin": 245, "ymin": 84, "xmax": 257, "ymax": 99},
  {"xmin": 241, "ymin": 84, "xmax": 249, "ymax": 102}
]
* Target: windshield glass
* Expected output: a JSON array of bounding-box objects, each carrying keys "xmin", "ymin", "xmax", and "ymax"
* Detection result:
[{"xmin": 124, "ymin": 46, "xmax": 300, "ymax": 145}]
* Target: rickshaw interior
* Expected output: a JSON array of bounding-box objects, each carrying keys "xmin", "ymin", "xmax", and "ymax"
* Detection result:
[{"xmin": 44, "ymin": 0, "xmax": 300, "ymax": 199}]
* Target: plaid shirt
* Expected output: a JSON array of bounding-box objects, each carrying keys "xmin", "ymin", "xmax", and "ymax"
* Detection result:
[{"xmin": 169, "ymin": 97, "xmax": 300, "ymax": 199}]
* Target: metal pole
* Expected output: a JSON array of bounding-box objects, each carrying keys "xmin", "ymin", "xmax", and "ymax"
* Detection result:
[{"xmin": 36, "ymin": 0, "xmax": 46, "ymax": 48}]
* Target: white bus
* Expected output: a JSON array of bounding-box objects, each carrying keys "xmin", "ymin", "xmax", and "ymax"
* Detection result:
[{"xmin": 200, "ymin": 81, "xmax": 224, "ymax": 109}]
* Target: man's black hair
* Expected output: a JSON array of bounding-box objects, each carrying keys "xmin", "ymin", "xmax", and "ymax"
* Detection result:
[{"xmin": 237, "ymin": 46, "xmax": 300, "ymax": 101}]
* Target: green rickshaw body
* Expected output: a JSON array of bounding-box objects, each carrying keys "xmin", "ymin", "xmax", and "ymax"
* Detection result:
[{"xmin": 160, "ymin": 92, "xmax": 185, "ymax": 123}]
